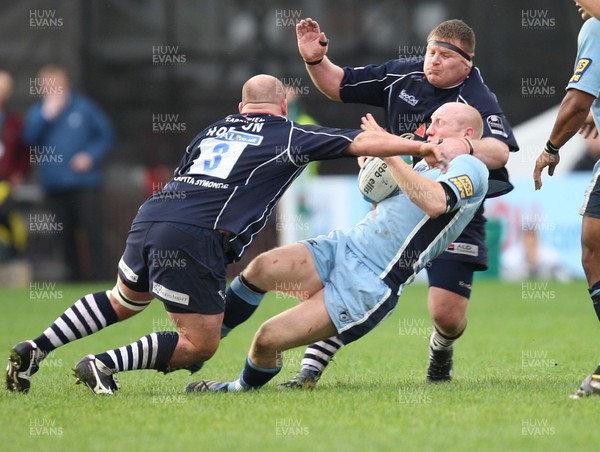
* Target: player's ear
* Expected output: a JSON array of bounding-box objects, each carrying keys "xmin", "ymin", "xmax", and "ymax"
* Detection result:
[
  {"xmin": 238, "ymin": 101, "xmax": 244, "ymax": 113},
  {"xmin": 281, "ymin": 98, "xmax": 288, "ymax": 117},
  {"xmin": 464, "ymin": 127, "xmax": 475, "ymax": 139}
]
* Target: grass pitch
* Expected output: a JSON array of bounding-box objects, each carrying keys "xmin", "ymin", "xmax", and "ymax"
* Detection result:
[{"xmin": 1, "ymin": 279, "xmax": 599, "ymax": 451}]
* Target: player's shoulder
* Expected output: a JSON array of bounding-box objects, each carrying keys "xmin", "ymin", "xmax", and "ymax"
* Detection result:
[
  {"xmin": 437, "ymin": 156, "xmax": 488, "ymax": 205},
  {"xmin": 462, "ymin": 68, "xmax": 493, "ymax": 94},
  {"xmin": 384, "ymin": 58, "xmax": 424, "ymax": 75},
  {"xmin": 452, "ymin": 154, "xmax": 488, "ymax": 171},
  {"xmin": 348, "ymin": 58, "xmax": 424, "ymax": 75},
  {"xmin": 291, "ymin": 121, "xmax": 359, "ymax": 142},
  {"xmin": 447, "ymin": 154, "xmax": 489, "ymax": 190},
  {"xmin": 581, "ymin": 17, "xmax": 600, "ymax": 36},
  {"xmin": 460, "ymin": 70, "xmax": 502, "ymax": 109}
]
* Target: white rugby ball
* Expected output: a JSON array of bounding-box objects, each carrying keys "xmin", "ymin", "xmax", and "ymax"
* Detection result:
[{"xmin": 357, "ymin": 157, "xmax": 400, "ymax": 203}]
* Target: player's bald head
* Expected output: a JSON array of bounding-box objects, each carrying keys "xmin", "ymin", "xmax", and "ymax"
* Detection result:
[
  {"xmin": 434, "ymin": 102, "xmax": 483, "ymax": 139},
  {"xmin": 241, "ymin": 74, "xmax": 286, "ymax": 105}
]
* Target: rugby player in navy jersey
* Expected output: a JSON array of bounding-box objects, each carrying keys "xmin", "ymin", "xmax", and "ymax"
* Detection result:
[
  {"xmin": 186, "ymin": 102, "xmax": 489, "ymax": 393},
  {"xmin": 220, "ymin": 19, "xmax": 519, "ymax": 387},
  {"xmin": 6, "ymin": 74, "xmax": 443, "ymax": 395}
]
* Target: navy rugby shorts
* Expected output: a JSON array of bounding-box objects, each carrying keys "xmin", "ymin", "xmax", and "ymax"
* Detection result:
[
  {"xmin": 118, "ymin": 222, "xmax": 227, "ymax": 314},
  {"xmin": 426, "ymin": 259, "xmax": 475, "ymax": 299}
]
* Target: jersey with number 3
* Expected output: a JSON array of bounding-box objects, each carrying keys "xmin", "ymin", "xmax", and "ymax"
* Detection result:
[{"xmin": 133, "ymin": 113, "xmax": 360, "ymax": 260}]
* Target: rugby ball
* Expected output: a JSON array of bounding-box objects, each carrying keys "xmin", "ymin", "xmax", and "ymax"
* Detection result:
[{"xmin": 357, "ymin": 157, "xmax": 401, "ymax": 203}]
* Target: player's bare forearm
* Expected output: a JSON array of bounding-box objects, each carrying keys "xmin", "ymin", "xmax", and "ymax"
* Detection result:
[
  {"xmin": 348, "ymin": 130, "xmax": 429, "ymax": 158},
  {"xmin": 471, "ymin": 138, "xmax": 509, "ymax": 169},
  {"xmin": 305, "ymin": 57, "xmax": 344, "ymax": 101},
  {"xmin": 533, "ymin": 89, "xmax": 593, "ymax": 190},
  {"xmin": 436, "ymin": 137, "xmax": 507, "ymax": 169},
  {"xmin": 549, "ymin": 89, "xmax": 596, "ymax": 147},
  {"xmin": 349, "ymin": 113, "xmax": 436, "ymax": 158},
  {"xmin": 382, "ymin": 156, "xmax": 447, "ymax": 217},
  {"xmin": 296, "ymin": 18, "xmax": 344, "ymax": 101}
]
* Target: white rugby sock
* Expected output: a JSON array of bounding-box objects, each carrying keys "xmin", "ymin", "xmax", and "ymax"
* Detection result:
[
  {"xmin": 429, "ymin": 327, "xmax": 462, "ymax": 351},
  {"xmin": 300, "ymin": 336, "xmax": 344, "ymax": 373}
]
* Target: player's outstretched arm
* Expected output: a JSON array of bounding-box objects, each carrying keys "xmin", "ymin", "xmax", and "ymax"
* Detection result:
[
  {"xmin": 347, "ymin": 113, "xmax": 439, "ymax": 159},
  {"xmin": 437, "ymin": 136, "xmax": 509, "ymax": 170},
  {"xmin": 296, "ymin": 18, "xmax": 344, "ymax": 101},
  {"xmin": 348, "ymin": 130, "xmax": 435, "ymax": 159}
]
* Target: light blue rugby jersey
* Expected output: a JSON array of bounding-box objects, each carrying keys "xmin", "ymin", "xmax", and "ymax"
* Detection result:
[
  {"xmin": 347, "ymin": 154, "xmax": 489, "ymax": 295},
  {"xmin": 568, "ymin": 18, "xmax": 600, "ymax": 127}
]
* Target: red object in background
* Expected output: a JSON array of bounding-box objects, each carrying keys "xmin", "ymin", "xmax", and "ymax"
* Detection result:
[
  {"xmin": 143, "ymin": 164, "xmax": 173, "ymax": 196},
  {"xmin": 0, "ymin": 112, "xmax": 29, "ymax": 183}
]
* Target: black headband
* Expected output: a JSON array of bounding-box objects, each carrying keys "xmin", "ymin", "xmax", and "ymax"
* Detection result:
[{"xmin": 428, "ymin": 40, "xmax": 472, "ymax": 62}]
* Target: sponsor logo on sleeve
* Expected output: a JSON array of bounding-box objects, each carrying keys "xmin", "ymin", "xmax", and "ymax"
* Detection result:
[
  {"xmin": 486, "ymin": 115, "xmax": 508, "ymax": 138},
  {"xmin": 448, "ymin": 175, "xmax": 474, "ymax": 199},
  {"xmin": 569, "ymin": 58, "xmax": 591, "ymax": 83}
]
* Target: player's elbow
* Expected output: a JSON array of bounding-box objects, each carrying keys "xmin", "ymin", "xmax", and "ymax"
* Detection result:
[
  {"xmin": 423, "ymin": 200, "xmax": 447, "ymax": 218},
  {"xmin": 316, "ymin": 83, "xmax": 342, "ymax": 101},
  {"xmin": 496, "ymin": 145, "xmax": 509, "ymax": 167},
  {"xmin": 422, "ymin": 188, "xmax": 449, "ymax": 218},
  {"xmin": 324, "ymin": 91, "xmax": 342, "ymax": 102},
  {"xmin": 563, "ymin": 88, "xmax": 596, "ymax": 116},
  {"xmin": 480, "ymin": 139, "xmax": 509, "ymax": 170}
]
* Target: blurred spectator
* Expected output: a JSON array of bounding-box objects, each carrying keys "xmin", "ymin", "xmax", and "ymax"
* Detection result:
[
  {"xmin": 572, "ymin": 135, "xmax": 600, "ymax": 172},
  {"xmin": 0, "ymin": 70, "xmax": 28, "ymax": 262},
  {"xmin": 501, "ymin": 227, "xmax": 571, "ymax": 281},
  {"xmin": 23, "ymin": 65, "xmax": 114, "ymax": 281}
]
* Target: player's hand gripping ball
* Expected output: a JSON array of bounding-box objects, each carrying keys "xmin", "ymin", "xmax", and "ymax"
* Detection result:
[{"xmin": 357, "ymin": 156, "xmax": 412, "ymax": 203}]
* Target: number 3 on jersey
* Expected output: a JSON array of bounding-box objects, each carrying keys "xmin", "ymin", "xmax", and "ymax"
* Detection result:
[{"xmin": 188, "ymin": 138, "xmax": 247, "ymax": 179}]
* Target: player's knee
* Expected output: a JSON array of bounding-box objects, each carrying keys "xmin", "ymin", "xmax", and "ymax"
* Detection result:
[
  {"xmin": 247, "ymin": 250, "xmax": 274, "ymax": 274},
  {"xmin": 186, "ymin": 339, "xmax": 218, "ymax": 362},
  {"xmin": 252, "ymin": 322, "xmax": 278, "ymax": 355},
  {"xmin": 244, "ymin": 252, "xmax": 277, "ymax": 289},
  {"xmin": 196, "ymin": 345, "xmax": 218, "ymax": 362},
  {"xmin": 178, "ymin": 329, "xmax": 220, "ymax": 362},
  {"xmin": 431, "ymin": 310, "xmax": 464, "ymax": 336},
  {"xmin": 582, "ymin": 243, "xmax": 598, "ymax": 274}
]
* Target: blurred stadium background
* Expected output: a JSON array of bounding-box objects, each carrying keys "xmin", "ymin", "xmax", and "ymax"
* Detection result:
[{"xmin": 0, "ymin": 0, "xmax": 589, "ymax": 283}]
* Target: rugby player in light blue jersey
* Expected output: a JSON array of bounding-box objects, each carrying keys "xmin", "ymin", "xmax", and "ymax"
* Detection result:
[
  {"xmin": 187, "ymin": 102, "xmax": 489, "ymax": 393},
  {"xmin": 534, "ymin": 2, "xmax": 600, "ymax": 399}
]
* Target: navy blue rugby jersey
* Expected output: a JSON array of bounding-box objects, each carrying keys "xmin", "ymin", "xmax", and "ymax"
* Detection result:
[
  {"xmin": 340, "ymin": 58, "xmax": 519, "ymax": 269},
  {"xmin": 133, "ymin": 113, "xmax": 359, "ymax": 262}
]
